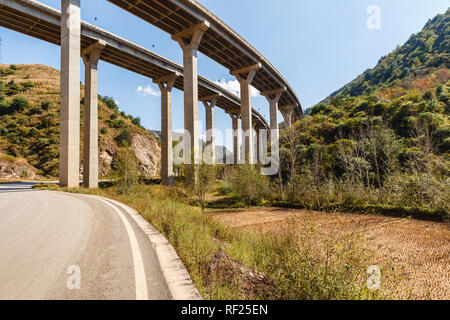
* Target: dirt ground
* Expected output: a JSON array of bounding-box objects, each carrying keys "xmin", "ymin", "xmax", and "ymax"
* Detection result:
[{"xmin": 211, "ymin": 208, "xmax": 450, "ymax": 300}]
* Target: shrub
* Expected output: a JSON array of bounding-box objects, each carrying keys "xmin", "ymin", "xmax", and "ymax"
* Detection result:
[
  {"xmin": 231, "ymin": 164, "xmax": 270, "ymax": 206},
  {"xmin": 115, "ymin": 149, "xmax": 139, "ymax": 194},
  {"xmin": 0, "ymin": 79, "xmax": 5, "ymax": 96},
  {"xmin": 217, "ymin": 181, "xmax": 234, "ymax": 196},
  {"xmin": 9, "ymin": 65, "xmax": 18, "ymax": 71},
  {"xmin": 193, "ymin": 164, "xmax": 217, "ymax": 212},
  {"xmin": 10, "ymin": 96, "xmax": 29, "ymax": 113},
  {"xmin": 115, "ymin": 127, "xmax": 133, "ymax": 147},
  {"xmin": 243, "ymin": 222, "xmax": 373, "ymax": 300},
  {"xmin": 28, "ymin": 128, "xmax": 38, "ymax": 137},
  {"xmin": 28, "ymin": 107, "xmax": 43, "ymax": 115},
  {"xmin": 132, "ymin": 117, "xmax": 141, "ymax": 126},
  {"xmin": 21, "ymin": 81, "xmax": 35, "ymax": 89},
  {"xmin": 100, "ymin": 127, "xmax": 108, "ymax": 135},
  {"xmin": 5, "ymin": 80, "xmax": 22, "ymax": 96},
  {"xmin": 0, "ymin": 68, "xmax": 14, "ymax": 76},
  {"xmin": 41, "ymin": 101, "xmax": 52, "ymax": 111},
  {"xmin": 102, "ymin": 96, "xmax": 118, "ymax": 111},
  {"xmin": 110, "ymin": 113, "xmax": 118, "ymax": 120}
]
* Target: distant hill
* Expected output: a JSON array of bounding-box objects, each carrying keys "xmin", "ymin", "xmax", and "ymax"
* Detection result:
[
  {"xmin": 0, "ymin": 64, "xmax": 161, "ymax": 179},
  {"xmin": 329, "ymin": 8, "xmax": 449, "ymax": 99}
]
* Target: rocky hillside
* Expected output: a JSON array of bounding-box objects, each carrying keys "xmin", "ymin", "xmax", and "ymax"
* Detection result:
[{"xmin": 0, "ymin": 64, "xmax": 161, "ymax": 180}]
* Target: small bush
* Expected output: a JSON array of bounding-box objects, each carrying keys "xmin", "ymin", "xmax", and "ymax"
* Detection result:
[
  {"xmin": 102, "ymin": 96, "xmax": 118, "ymax": 111},
  {"xmin": 10, "ymin": 96, "xmax": 29, "ymax": 113},
  {"xmin": 28, "ymin": 107, "xmax": 43, "ymax": 115},
  {"xmin": 231, "ymin": 164, "xmax": 270, "ymax": 206},
  {"xmin": 0, "ymin": 68, "xmax": 14, "ymax": 76},
  {"xmin": 132, "ymin": 117, "xmax": 141, "ymax": 126},
  {"xmin": 9, "ymin": 65, "xmax": 18, "ymax": 71},
  {"xmin": 41, "ymin": 101, "xmax": 52, "ymax": 111},
  {"xmin": 100, "ymin": 127, "xmax": 108, "ymax": 135},
  {"xmin": 115, "ymin": 127, "xmax": 133, "ymax": 147},
  {"xmin": 217, "ymin": 181, "xmax": 234, "ymax": 196},
  {"xmin": 193, "ymin": 164, "xmax": 217, "ymax": 212},
  {"xmin": 115, "ymin": 149, "xmax": 139, "ymax": 194},
  {"xmin": 28, "ymin": 128, "xmax": 38, "ymax": 137}
]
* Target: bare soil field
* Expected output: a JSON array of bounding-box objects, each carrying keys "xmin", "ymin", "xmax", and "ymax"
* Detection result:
[{"xmin": 211, "ymin": 208, "xmax": 450, "ymax": 300}]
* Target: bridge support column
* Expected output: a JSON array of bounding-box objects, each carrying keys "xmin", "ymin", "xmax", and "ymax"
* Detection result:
[
  {"xmin": 228, "ymin": 113, "xmax": 240, "ymax": 165},
  {"xmin": 255, "ymin": 127, "xmax": 261, "ymax": 164},
  {"xmin": 231, "ymin": 63, "xmax": 261, "ymax": 164},
  {"xmin": 154, "ymin": 73, "xmax": 180, "ymax": 186},
  {"xmin": 201, "ymin": 94, "xmax": 219, "ymax": 164},
  {"xmin": 60, "ymin": 0, "xmax": 81, "ymax": 188},
  {"xmin": 280, "ymin": 105, "xmax": 295, "ymax": 128},
  {"xmin": 262, "ymin": 87, "xmax": 286, "ymax": 151},
  {"xmin": 172, "ymin": 21, "xmax": 210, "ymax": 183},
  {"xmin": 81, "ymin": 40, "xmax": 105, "ymax": 189}
]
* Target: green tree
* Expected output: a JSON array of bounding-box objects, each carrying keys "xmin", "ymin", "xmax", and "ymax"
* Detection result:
[
  {"xmin": 115, "ymin": 149, "xmax": 139, "ymax": 194},
  {"xmin": 232, "ymin": 164, "xmax": 269, "ymax": 206},
  {"xmin": 132, "ymin": 117, "xmax": 141, "ymax": 126},
  {"xmin": 193, "ymin": 164, "xmax": 216, "ymax": 212}
]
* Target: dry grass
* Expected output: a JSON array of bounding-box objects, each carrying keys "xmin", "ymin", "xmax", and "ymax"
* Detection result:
[
  {"xmin": 211, "ymin": 207, "xmax": 450, "ymax": 300},
  {"xmin": 1, "ymin": 64, "xmax": 63, "ymax": 106}
]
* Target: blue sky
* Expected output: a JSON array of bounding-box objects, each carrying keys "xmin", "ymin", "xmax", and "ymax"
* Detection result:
[{"xmin": 0, "ymin": 0, "xmax": 448, "ymax": 148}]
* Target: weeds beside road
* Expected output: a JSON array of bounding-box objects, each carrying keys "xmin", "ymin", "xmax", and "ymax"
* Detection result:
[{"xmin": 35, "ymin": 183, "xmax": 381, "ymax": 300}]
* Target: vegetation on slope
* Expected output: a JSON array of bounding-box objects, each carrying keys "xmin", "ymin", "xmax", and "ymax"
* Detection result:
[
  {"xmin": 0, "ymin": 64, "xmax": 159, "ymax": 178},
  {"xmin": 286, "ymin": 9, "xmax": 450, "ymax": 219},
  {"xmin": 330, "ymin": 8, "xmax": 449, "ymax": 98}
]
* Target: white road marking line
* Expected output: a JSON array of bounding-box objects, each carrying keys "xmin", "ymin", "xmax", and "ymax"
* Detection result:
[
  {"xmin": 95, "ymin": 197, "xmax": 149, "ymax": 300},
  {"xmin": 106, "ymin": 198, "xmax": 202, "ymax": 300}
]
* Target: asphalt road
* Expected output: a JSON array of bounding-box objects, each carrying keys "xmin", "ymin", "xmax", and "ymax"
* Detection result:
[{"xmin": 0, "ymin": 183, "xmax": 172, "ymax": 300}]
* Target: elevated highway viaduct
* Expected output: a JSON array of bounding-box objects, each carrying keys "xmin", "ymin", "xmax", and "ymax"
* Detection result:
[{"xmin": 0, "ymin": 0, "xmax": 302, "ymax": 187}]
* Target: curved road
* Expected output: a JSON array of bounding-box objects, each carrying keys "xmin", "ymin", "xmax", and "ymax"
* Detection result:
[{"xmin": 0, "ymin": 183, "xmax": 171, "ymax": 300}]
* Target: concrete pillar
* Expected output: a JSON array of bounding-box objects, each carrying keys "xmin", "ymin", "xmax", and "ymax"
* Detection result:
[
  {"xmin": 255, "ymin": 127, "xmax": 261, "ymax": 163},
  {"xmin": 154, "ymin": 72, "xmax": 180, "ymax": 186},
  {"xmin": 262, "ymin": 87, "xmax": 286, "ymax": 147},
  {"xmin": 172, "ymin": 22, "xmax": 209, "ymax": 183},
  {"xmin": 81, "ymin": 40, "xmax": 106, "ymax": 189},
  {"xmin": 201, "ymin": 94, "xmax": 219, "ymax": 164},
  {"xmin": 231, "ymin": 63, "xmax": 261, "ymax": 164},
  {"xmin": 60, "ymin": 0, "xmax": 81, "ymax": 188},
  {"xmin": 280, "ymin": 106, "xmax": 295, "ymax": 128},
  {"xmin": 229, "ymin": 113, "xmax": 240, "ymax": 165}
]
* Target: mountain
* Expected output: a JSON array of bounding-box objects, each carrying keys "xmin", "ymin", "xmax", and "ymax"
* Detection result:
[
  {"xmin": 287, "ymin": 9, "xmax": 449, "ymax": 194},
  {"xmin": 329, "ymin": 8, "xmax": 449, "ymax": 99},
  {"xmin": 0, "ymin": 64, "xmax": 161, "ymax": 180}
]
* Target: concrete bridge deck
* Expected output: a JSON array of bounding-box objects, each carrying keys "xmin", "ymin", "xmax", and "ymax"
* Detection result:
[
  {"xmin": 0, "ymin": 0, "xmax": 268, "ymax": 128},
  {"xmin": 107, "ymin": 0, "xmax": 303, "ymax": 119}
]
